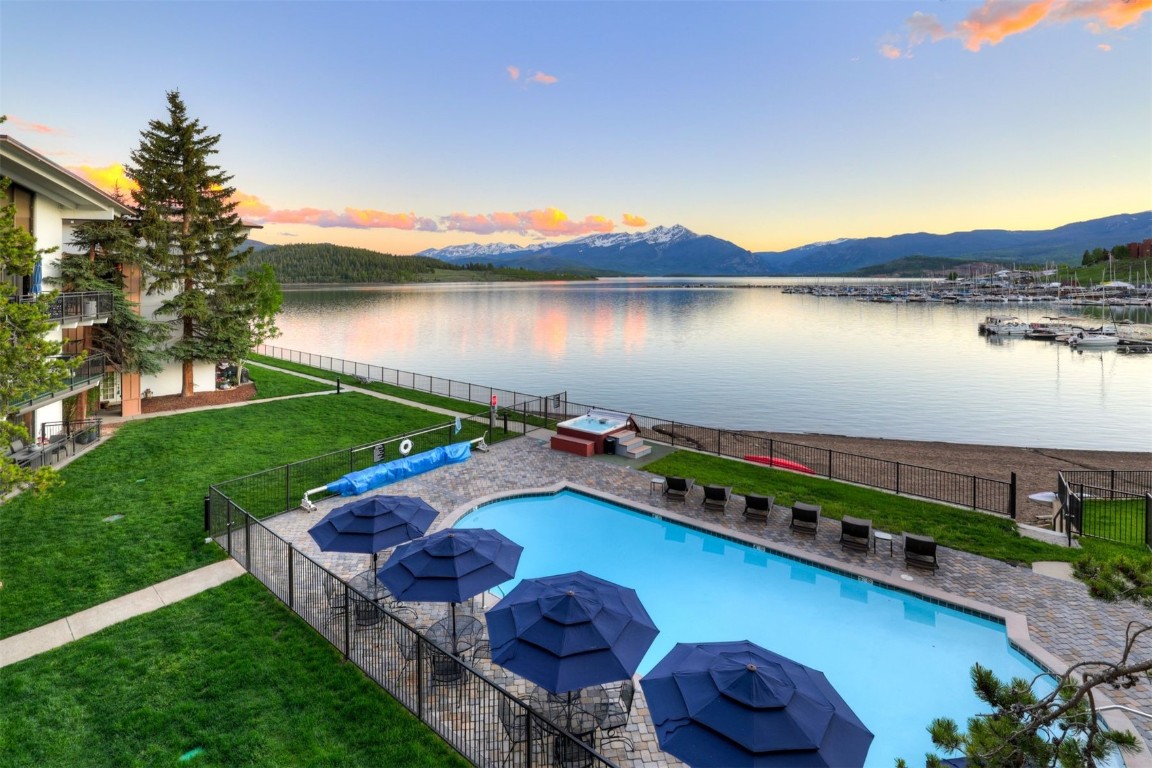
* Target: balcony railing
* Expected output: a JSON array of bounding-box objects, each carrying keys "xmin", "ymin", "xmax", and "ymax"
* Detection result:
[
  {"xmin": 12, "ymin": 352, "xmax": 107, "ymax": 415},
  {"xmin": 18, "ymin": 291, "xmax": 114, "ymax": 328}
]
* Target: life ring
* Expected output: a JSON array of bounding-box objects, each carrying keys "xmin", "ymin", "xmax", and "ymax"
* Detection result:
[{"xmin": 399, "ymin": 438, "xmax": 413, "ymax": 456}]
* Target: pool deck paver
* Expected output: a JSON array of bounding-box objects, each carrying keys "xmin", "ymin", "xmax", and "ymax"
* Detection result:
[{"xmin": 263, "ymin": 431, "xmax": 1152, "ymax": 766}]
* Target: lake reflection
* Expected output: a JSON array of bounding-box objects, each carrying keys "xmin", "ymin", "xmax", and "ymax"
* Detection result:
[{"xmin": 273, "ymin": 279, "xmax": 1151, "ymax": 451}]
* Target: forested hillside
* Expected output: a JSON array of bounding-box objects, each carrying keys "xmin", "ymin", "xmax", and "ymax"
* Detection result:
[
  {"xmin": 240, "ymin": 243, "xmax": 446, "ymax": 283},
  {"xmin": 239, "ymin": 243, "xmax": 592, "ymax": 284}
]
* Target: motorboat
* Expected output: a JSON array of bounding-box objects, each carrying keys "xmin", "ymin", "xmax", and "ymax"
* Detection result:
[
  {"xmin": 1067, "ymin": 331, "xmax": 1119, "ymax": 348},
  {"xmin": 979, "ymin": 315, "xmax": 1030, "ymax": 335}
]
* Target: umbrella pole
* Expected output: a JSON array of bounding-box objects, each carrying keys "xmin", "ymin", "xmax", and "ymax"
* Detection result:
[
  {"xmin": 371, "ymin": 552, "xmax": 379, "ymax": 598},
  {"xmin": 451, "ymin": 603, "xmax": 458, "ymax": 654}
]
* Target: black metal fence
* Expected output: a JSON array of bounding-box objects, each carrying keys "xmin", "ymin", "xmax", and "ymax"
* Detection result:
[
  {"xmin": 259, "ymin": 344, "xmax": 1018, "ymax": 518},
  {"xmin": 32, "ymin": 418, "xmax": 103, "ymax": 465},
  {"xmin": 208, "ymin": 410, "xmax": 549, "ymax": 527},
  {"xmin": 1058, "ymin": 470, "xmax": 1152, "ymax": 550},
  {"xmin": 258, "ymin": 345, "xmax": 547, "ymax": 412},
  {"xmin": 19, "ymin": 290, "xmax": 113, "ymax": 324},
  {"xmin": 207, "ymin": 490, "xmax": 616, "ymax": 767}
]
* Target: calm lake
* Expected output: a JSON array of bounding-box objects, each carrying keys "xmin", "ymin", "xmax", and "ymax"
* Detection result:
[{"xmin": 272, "ymin": 278, "xmax": 1151, "ymax": 452}]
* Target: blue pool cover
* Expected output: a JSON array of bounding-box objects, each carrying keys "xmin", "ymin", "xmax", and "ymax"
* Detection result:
[{"xmin": 326, "ymin": 442, "xmax": 472, "ymax": 496}]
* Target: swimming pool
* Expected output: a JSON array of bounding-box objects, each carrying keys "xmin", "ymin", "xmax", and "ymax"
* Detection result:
[{"xmin": 456, "ymin": 487, "xmax": 1051, "ymax": 767}]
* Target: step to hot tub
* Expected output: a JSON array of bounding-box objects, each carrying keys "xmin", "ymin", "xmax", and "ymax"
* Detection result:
[{"xmin": 614, "ymin": 432, "xmax": 651, "ymax": 459}]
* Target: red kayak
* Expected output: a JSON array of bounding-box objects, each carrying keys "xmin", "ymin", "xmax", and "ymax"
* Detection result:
[{"xmin": 743, "ymin": 455, "xmax": 815, "ymax": 474}]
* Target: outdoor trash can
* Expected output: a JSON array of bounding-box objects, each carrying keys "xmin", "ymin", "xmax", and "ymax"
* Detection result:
[{"xmin": 603, "ymin": 436, "xmax": 618, "ymax": 455}]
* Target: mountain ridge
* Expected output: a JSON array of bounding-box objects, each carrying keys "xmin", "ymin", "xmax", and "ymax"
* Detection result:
[{"xmin": 266, "ymin": 211, "xmax": 1152, "ymax": 277}]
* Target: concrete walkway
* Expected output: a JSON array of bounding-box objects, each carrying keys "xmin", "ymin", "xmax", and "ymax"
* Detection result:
[{"xmin": 0, "ymin": 559, "xmax": 245, "ymax": 669}]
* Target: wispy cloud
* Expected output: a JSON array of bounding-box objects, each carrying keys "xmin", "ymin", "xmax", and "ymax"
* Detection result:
[
  {"xmin": 5, "ymin": 116, "xmax": 65, "ymax": 135},
  {"xmin": 1098, "ymin": 42, "xmax": 1113, "ymax": 51},
  {"xmin": 444, "ymin": 207, "xmax": 611, "ymax": 236},
  {"xmin": 885, "ymin": 0, "xmax": 1150, "ymax": 56},
  {"xmin": 507, "ymin": 65, "xmax": 558, "ymax": 85},
  {"xmin": 878, "ymin": 43, "xmax": 904, "ymax": 60},
  {"xmin": 257, "ymin": 206, "xmax": 439, "ymax": 231},
  {"xmin": 622, "ymin": 213, "xmax": 648, "ymax": 227}
]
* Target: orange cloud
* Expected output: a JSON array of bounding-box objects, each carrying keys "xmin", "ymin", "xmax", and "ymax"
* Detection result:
[
  {"xmin": 958, "ymin": 0, "xmax": 1054, "ymax": 51},
  {"xmin": 879, "ymin": 43, "xmax": 904, "ymax": 59},
  {"xmin": 891, "ymin": 0, "xmax": 1149, "ymax": 55},
  {"xmin": 258, "ymin": 206, "xmax": 438, "ymax": 231},
  {"xmin": 6, "ymin": 116, "xmax": 65, "ymax": 135},
  {"xmin": 70, "ymin": 163, "xmax": 139, "ymax": 194},
  {"xmin": 623, "ymin": 213, "xmax": 648, "ymax": 227},
  {"xmin": 1098, "ymin": 42, "xmax": 1113, "ymax": 51},
  {"xmin": 507, "ymin": 65, "xmax": 520, "ymax": 81},
  {"xmin": 529, "ymin": 71, "xmax": 558, "ymax": 85},
  {"xmin": 444, "ymin": 208, "xmax": 614, "ymax": 236}
]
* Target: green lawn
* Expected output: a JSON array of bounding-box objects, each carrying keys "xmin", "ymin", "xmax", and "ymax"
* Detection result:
[
  {"xmin": 642, "ymin": 452, "xmax": 1148, "ymax": 565},
  {"xmin": 0, "ymin": 577, "xmax": 469, "ymax": 768},
  {"xmin": 247, "ymin": 363, "xmax": 335, "ymax": 398},
  {"xmin": 249, "ymin": 353, "xmax": 499, "ymax": 415},
  {"xmin": 0, "ymin": 394, "xmax": 448, "ymax": 638}
]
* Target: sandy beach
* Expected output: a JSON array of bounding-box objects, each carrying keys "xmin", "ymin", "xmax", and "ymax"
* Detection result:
[{"xmin": 744, "ymin": 429, "xmax": 1150, "ymax": 525}]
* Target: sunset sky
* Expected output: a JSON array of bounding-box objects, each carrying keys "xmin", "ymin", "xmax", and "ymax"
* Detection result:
[{"xmin": 3, "ymin": 0, "xmax": 1149, "ymax": 255}]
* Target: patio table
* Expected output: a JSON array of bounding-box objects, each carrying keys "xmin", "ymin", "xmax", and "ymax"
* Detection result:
[
  {"xmin": 425, "ymin": 614, "xmax": 485, "ymax": 656},
  {"xmin": 349, "ymin": 568, "xmax": 395, "ymax": 604}
]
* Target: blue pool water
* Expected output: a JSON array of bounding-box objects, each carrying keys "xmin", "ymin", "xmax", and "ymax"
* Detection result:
[{"xmin": 457, "ymin": 488, "xmax": 1050, "ymax": 767}]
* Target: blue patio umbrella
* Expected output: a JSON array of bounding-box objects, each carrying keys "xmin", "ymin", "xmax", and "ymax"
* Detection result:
[
  {"xmin": 485, "ymin": 570, "xmax": 659, "ymax": 696},
  {"xmin": 378, "ymin": 527, "xmax": 522, "ymax": 651},
  {"xmin": 640, "ymin": 640, "xmax": 873, "ymax": 768},
  {"xmin": 307, "ymin": 495, "xmax": 439, "ymax": 576}
]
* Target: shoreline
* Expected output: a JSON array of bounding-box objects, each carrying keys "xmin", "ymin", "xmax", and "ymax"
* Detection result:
[{"xmin": 742, "ymin": 428, "xmax": 1150, "ymax": 525}]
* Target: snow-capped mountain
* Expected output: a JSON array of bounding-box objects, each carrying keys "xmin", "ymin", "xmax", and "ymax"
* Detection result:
[
  {"xmin": 415, "ymin": 212, "xmax": 1151, "ymax": 276},
  {"xmin": 419, "ymin": 224, "xmax": 762, "ymax": 275}
]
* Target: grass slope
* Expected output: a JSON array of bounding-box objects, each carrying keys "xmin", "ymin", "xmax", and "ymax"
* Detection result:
[
  {"xmin": 0, "ymin": 577, "xmax": 468, "ymax": 768},
  {"xmin": 0, "ymin": 394, "xmax": 448, "ymax": 638},
  {"xmin": 643, "ymin": 452, "xmax": 1140, "ymax": 564},
  {"xmin": 247, "ymin": 364, "xmax": 334, "ymax": 398}
]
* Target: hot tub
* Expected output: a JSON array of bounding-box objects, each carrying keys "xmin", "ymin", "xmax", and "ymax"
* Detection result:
[{"xmin": 553, "ymin": 409, "xmax": 636, "ymax": 455}]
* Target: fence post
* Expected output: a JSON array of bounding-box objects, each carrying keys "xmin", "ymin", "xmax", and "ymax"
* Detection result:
[
  {"xmin": 827, "ymin": 449, "xmax": 833, "ymax": 479},
  {"xmin": 716, "ymin": 429, "xmax": 721, "ymax": 456},
  {"xmin": 203, "ymin": 494, "xmax": 211, "ymax": 532},
  {"xmin": 226, "ymin": 499, "xmax": 234, "ymax": 555},
  {"xmin": 244, "ymin": 512, "xmax": 252, "ymax": 570},
  {"xmin": 287, "ymin": 544, "xmax": 295, "ymax": 610},
  {"xmin": 343, "ymin": 587, "xmax": 351, "ymax": 659},
  {"xmin": 1008, "ymin": 472, "xmax": 1017, "ymax": 519},
  {"xmin": 972, "ymin": 475, "xmax": 977, "ymax": 510},
  {"xmin": 895, "ymin": 464, "xmax": 901, "ymax": 496},
  {"xmin": 1145, "ymin": 493, "xmax": 1152, "ymax": 552},
  {"xmin": 416, "ymin": 639, "xmax": 425, "ymax": 719},
  {"xmin": 286, "ymin": 463, "xmax": 292, "ymax": 514}
]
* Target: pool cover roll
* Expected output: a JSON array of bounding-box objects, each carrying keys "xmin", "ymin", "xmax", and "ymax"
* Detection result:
[{"xmin": 326, "ymin": 441, "xmax": 472, "ymax": 497}]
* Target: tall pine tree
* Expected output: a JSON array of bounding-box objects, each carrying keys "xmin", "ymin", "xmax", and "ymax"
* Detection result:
[{"xmin": 125, "ymin": 91, "xmax": 253, "ymax": 396}]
